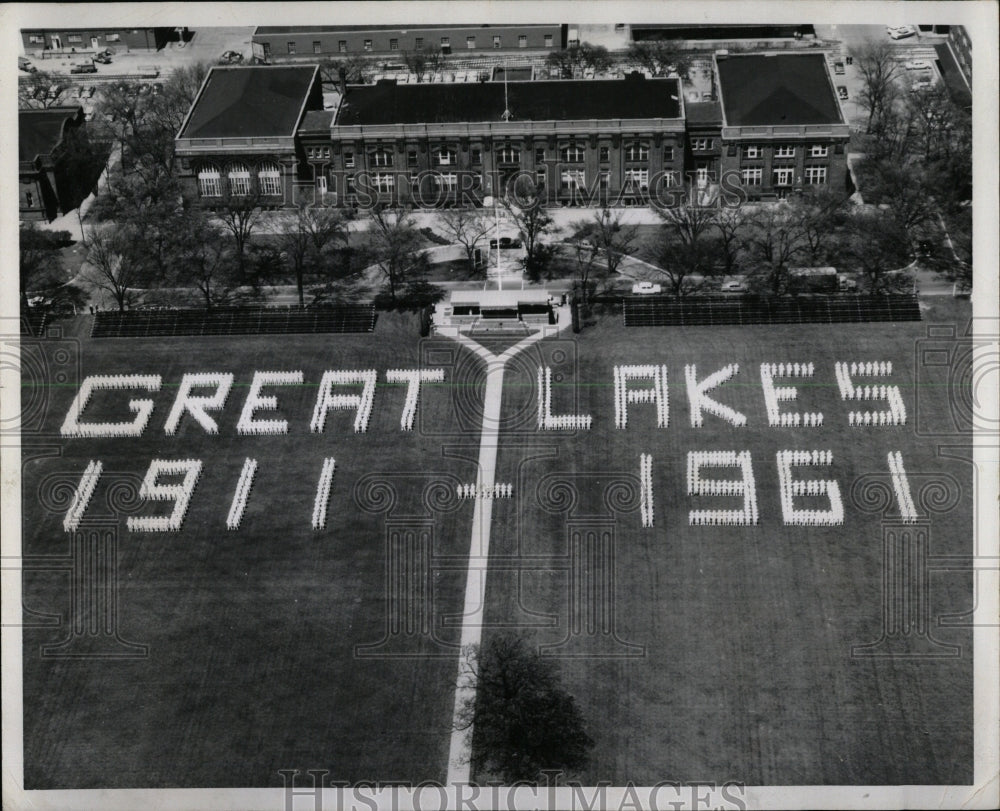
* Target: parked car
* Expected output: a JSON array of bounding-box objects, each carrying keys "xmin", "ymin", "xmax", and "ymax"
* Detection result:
[
  {"xmin": 837, "ymin": 274, "xmax": 858, "ymax": 292},
  {"xmin": 720, "ymin": 277, "xmax": 748, "ymax": 293},
  {"xmin": 631, "ymin": 282, "xmax": 662, "ymax": 295},
  {"xmin": 220, "ymin": 50, "xmax": 244, "ymax": 64},
  {"xmin": 18, "ymin": 56, "xmax": 37, "ymax": 73},
  {"xmin": 93, "ymin": 50, "xmax": 113, "ymax": 64},
  {"xmin": 833, "ymin": 60, "xmax": 845, "ymax": 75},
  {"xmin": 904, "ymin": 59, "xmax": 932, "ymax": 71},
  {"xmin": 887, "ymin": 25, "xmax": 917, "ymax": 40},
  {"xmin": 71, "ymin": 62, "xmax": 97, "ymax": 74},
  {"xmin": 837, "ymin": 85, "xmax": 849, "ymax": 100},
  {"xmin": 84, "ymin": 85, "xmax": 96, "ymax": 98}
]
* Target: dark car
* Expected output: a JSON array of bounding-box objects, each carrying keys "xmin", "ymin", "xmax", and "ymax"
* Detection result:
[
  {"xmin": 71, "ymin": 62, "xmax": 97, "ymax": 74},
  {"xmin": 220, "ymin": 50, "xmax": 244, "ymax": 64},
  {"xmin": 93, "ymin": 51, "xmax": 113, "ymax": 64}
]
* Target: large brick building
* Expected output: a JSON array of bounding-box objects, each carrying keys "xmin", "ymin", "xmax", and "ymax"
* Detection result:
[
  {"xmin": 174, "ymin": 52, "xmax": 850, "ymax": 210},
  {"xmin": 19, "ymin": 105, "xmax": 88, "ymax": 221},
  {"xmin": 20, "ymin": 27, "xmax": 183, "ymax": 54}
]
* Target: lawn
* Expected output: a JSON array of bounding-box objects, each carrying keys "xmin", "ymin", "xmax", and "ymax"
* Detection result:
[
  {"xmin": 484, "ymin": 301, "xmax": 974, "ymax": 785},
  {"xmin": 20, "ymin": 312, "xmax": 486, "ymax": 788}
]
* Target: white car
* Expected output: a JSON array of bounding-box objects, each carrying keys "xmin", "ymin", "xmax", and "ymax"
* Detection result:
[
  {"xmin": 887, "ymin": 25, "xmax": 917, "ymax": 40},
  {"xmin": 904, "ymin": 59, "xmax": 932, "ymax": 71},
  {"xmin": 631, "ymin": 282, "xmax": 662, "ymax": 295},
  {"xmin": 720, "ymin": 277, "xmax": 748, "ymax": 293}
]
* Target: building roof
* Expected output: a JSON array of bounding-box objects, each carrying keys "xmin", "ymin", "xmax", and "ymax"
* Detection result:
[
  {"xmin": 336, "ymin": 77, "xmax": 681, "ymax": 126},
  {"xmin": 254, "ymin": 24, "xmax": 555, "ymax": 35},
  {"xmin": 300, "ymin": 110, "xmax": 335, "ymax": 132},
  {"xmin": 715, "ymin": 53, "xmax": 843, "ymax": 127},
  {"xmin": 685, "ymin": 101, "xmax": 723, "ymax": 125},
  {"xmin": 178, "ymin": 65, "xmax": 318, "ymax": 139},
  {"xmin": 18, "ymin": 106, "xmax": 81, "ymax": 163},
  {"xmin": 451, "ymin": 289, "xmax": 551, "ymax": 306}
]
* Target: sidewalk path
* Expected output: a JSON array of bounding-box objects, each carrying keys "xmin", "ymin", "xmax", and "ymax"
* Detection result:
[{"xmin": 444, "ymin": 306, "xmax": 573, "ymax": 786}]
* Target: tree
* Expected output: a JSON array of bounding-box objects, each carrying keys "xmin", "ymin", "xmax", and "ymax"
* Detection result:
[
  {"xmin": 19, "ymin": 223, "xmax": 68, "ymax": 310},
  {"xmin": 401, "ymin": 48, "xmax": 445, "ymax": 83},
  {"xmin": 364, "ymin": 206, "xmax": 426, "ymax": 305},
  {"xmin": 167, "ymin": 209, "xmax": 239, "ymax": 309},
  {"xmin": 574, "ymin": 207, "xmax": 639, "ymax": 278},
  {"xmin": 455, "ymin": 633, "xmax": 593, "ymax": 784},
  {"xmin": 625, "ymin": 41, "xmax": 692, "ymax": 80},
  {"xmin": 438, "ymin": 208, "xmax": 492, "ymax": 273},
  {"xmin": 649, "ymin": 203, "xmax": 719, "ymax": 298},
  {"xmin": 743, "ymin": 204, "xmax": 808, "ymax": 296},
  {"xmin": 276, "ymin": 204, "xmax": 353, "ymax": 307},
  {"xmin": 320, "ymin": 55, "xmax": 374, "ymax": 86},
  {"xmin": 17, "ymin": 70, "xmax": 71, "ymax": 109},
  {"xmin": 545, "ymin": 43, "xmax": 611, "ymax": 78},
  {"xmin": 849, "ymin": 39, "xmax": 902, "ymax": 133},
  {"xmin": 216, "ymin": 191, "xmax": 263, "ymax": 280},
  {"xmin": 82, "ymin": 225, "xmax": 150, "ymax": 311},
  {"xmin": 844, "ymin": 208, "xmax": 913, "ymax": 296},
  {"xmin": 712, "ymin": 206, "xmax": 751, "ymax": 275},
  {"xmin": 785, "ymin": 187, "xmax": 850, "ymax": 267},
  {"xmin": 500, "ymin": 185, "xmax": 553, "ymax": 281}
]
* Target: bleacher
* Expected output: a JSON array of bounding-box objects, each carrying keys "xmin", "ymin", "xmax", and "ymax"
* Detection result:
[
  {"xmin": 20, "ymin": 310, "xmax": 49, "ymax": 337},
  {"xmin": 91, "ymin": 305, "xmax": 377, "ymax": 338},
  {"xmin": 622, "ymin": 295, "xmax": 922, "ymax": 327}
]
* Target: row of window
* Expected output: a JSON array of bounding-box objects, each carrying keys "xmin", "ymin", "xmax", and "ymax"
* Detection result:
[
  {"xmin": 28, "ymin": 32, "xmax": 121, "ymax": 44},
  {"xmin": 741, "ymin": 166, "xmax": 827, "ymax": 185},
  {"xmin": 291, "ymin": 33, "xmax": 551, "ymax": 54},
  {"xmin": 334, "ymin": 169, "xmax": 682, "ymax": 194},
  {"xmin": 310, "ymin": 143, "xmax": 682, "ymax": 169},
  {"xmin": 197, "ymin": 163, "xmax": 282, "ymax": 197},
  {"xmin": 744, "ymin": 144, "xmax": 830, "ymax": 158}
]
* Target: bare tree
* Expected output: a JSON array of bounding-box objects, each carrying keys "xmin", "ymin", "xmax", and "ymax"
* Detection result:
[
  {"xmin": 626, "ymin": 41, "xmax": 693, "ymax": 80},
  {"xmin": 500, "ymin": 186, "xmax": 554, "ymax": 280},
  {"xmin": 216, "ymin": 191, "xmax": 263, "ymax": 280},
  {"xmin": 712, "ymin": 206, "xmax": 750, "ymax": 275},
  {"xmin": 574, "ymin": 207, "xmax": 639, "ymax": 278},
  {"xmin": 438, "ymin": 208, "xmax": 492, "ymax": 273},
  {"xmin": 277, "ymin": 204, "xmax": 354, "ymax": 307},
  {"xmin": 401, "ymin": 48, "xmax": 445, "ymax": 83},
  {"xmin": 364, "ymin": 206, "xmax": 426, "ymax": 305},
  {"xmin": 19, "ymin": 223, "xmax": 67, "ymax": 310},
  {"xmin": 849, "ymin": 39, "xmax": 902, "ymax": 133},
  {"xmin": 844, "ymin": 208, "xmax": 913, "ymax": 295},
  {"xmin": 744, "ymin": 204, "xmax": 808, "ymax": 296},
  {"xmin": 649, "ymin": 204, "xmax": 719, "ymax": 298},
  {"xmin": 17, "ymin": 71, "xmax": 71, "ymax": 109},
  {"xmin": 82, "ymin": 225, "xmax": 149, "ymax": 311},
  {"xmin": 545, "ymin": 43, "xmax": 611, "ymax": 79}
]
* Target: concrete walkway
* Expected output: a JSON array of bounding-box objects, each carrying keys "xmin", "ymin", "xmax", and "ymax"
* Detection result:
[{"xmin": 444, "ymin": 306, "xmax": 573, "ymax": 786}]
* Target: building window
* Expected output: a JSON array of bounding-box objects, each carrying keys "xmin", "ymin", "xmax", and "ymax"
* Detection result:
[
  {"xmin": 519, "ymin": 35, "xmax": 527, "ymax": 48},
  {"xmin": 410, "ymin": 172, "xmax": 420, "ymax": 191},
  {"xmin": 67, "ymin": 34, "xmax": 83, "ymax": 43},
  {"xmin": 316, "ymin": 175, "xmax": 328, "ymax": 195},
  {"xmin": 560, "ymin": 144, "xmax": 584, "ymax": 163},
  {"xmin": 339, "ymin": 40, "xmax": 347, "ymax": 53},
  {"xmin": 744, "ymin": 145, "xmax": 761, "ymax": 159},
  {"xmin": 624, "ymin": 141, "xmax": 649, "ymax": 161},
  {"xmin": 467, "ymin": 36, "xmax": 476, "ymax": 49},
  {"xmin": 440, "ymin": 36, "xmax": 450, "ymax": 49},
  {"xmin": 389, "ymin": 38, "xmax": 399, "ymax": 50},
  {"xmin": 809, "ymin": 145, "xmax": 829, "ymax": 158},
  {"xmin": 258, "ymin": 163, "xmax": 282, "ymax": 196},
  {"xmin": 343, "ymin": 151, "xmax": 355, "ymax": 168},
  {"xmin": 535, "ymin": 147, "xmax": 545, "ymax": 163},
  {"xmin": 435, "ymin": 172, "xmax": 458, "ymax": 191},
  {"xmin": 434, "ymin": 146, "xmax": 457, "ymax": 166},
  {"xmin": 26, "ymin": 191, "xmax": 34, "ymax": 207},
  {"xmin": 323, "ymin": 147, "xmax": 330, "ymax": 159},
  {"xmin": 544, "ymin": 34, "xmax": 553, "ymax": 47},
  {"xmin": 663, "ymin": 146, "xmax": 675, "ymax": 162},
  {"xmin": 691, "ymin": 138, "xmax": 712, "ymax": 151},
  {"xmin": 624, "ymin": 169, "xmax": 649, "ymax": 191},
  {"xmin": 741, "ymin": 167, "xmax": 763, "ymax": 186},
  {"xmin": 599, "ymin": 146, "xmax": 609, "ymax": 162},
  {"xmin": 29, "ymin": 34, "xmax": 44, "ymax": 44},
  {"xmin": 227, "ymin": 163, "xmax": 252, "ymax": 196},
  {"xmin": 599, "ymin": 171, "xmax": 610, "ymax": 190},
  {"xmin": 471, "ymin": 148, "xmax": 482, "ymax": 164},
  {"xmin": 198, "ymin": 165, "xmax": 221, "ymax": 198},
  {"xmin": 407, "ymin": 150, "xmax": 418, "ymax": 167},
  {"xmin": 415, "ymin": 37, "xmax": 423, "ymax": 49},
  {"xmin": 346, "ymin": 176, "xmax": 356, "ymax": 194},
  {"xmin": 373, "ymin": 173, "xmax": 395, "ymax": 193},
  {"xmin": 105, "ymin": 33, "xmax": 121, "ymax": 42},
  {"xmin": 561, "ymin": 169, "xmax": 586, "ymax": 190},
  {"xmin": 306, "ymin": 147, "xmax": 315, "ymax": 159},
  {"xmin": 663, "ymin": 171, "xmax": 681, "ymax": 187},
  {"xmin": 805, "ymin": 166, "xmax": 827, "ymax": 184},
  {"xmin": 493, "ymin": 35, "xmax": 502, "ymax": 49},
  {"xmin": 369, "ymin": 149, "xmax": 393, "ymax": 167},
  {"xmin": 772, "ymin": 167, "xmax": 794, "ymax": 186},
  {"xmin": 535, "ymin": 169, "xmax": 546, "ymax": 188},
  {"xmin": 497, "ymin": 145, "xmax": 520, "ymax": 164},
  {"xmin": 775, "ymin": 145, "xmax": 795, "ymax": 158},
  {"xmin": 364, "ymin": 39, "xmax": 373, "ymax": 52},
  {"xmin": 287, "ymin": 41, "xmax": 296, "ymax": 55}
]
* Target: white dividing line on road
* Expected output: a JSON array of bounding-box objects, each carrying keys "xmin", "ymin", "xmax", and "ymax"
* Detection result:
[{"xmin": 444, "ymin": 306, "xmax": 573, "ymax": 786}]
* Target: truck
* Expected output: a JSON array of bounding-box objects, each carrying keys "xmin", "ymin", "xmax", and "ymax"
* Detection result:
[{"xmin": 788, "ymin": 267, "xmax": 839, "ymax": 294}]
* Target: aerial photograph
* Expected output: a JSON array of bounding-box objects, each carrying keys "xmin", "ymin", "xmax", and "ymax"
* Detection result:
[{"xmin": 4, "ymin": 2, "xmax": 997, "ymax": 810}]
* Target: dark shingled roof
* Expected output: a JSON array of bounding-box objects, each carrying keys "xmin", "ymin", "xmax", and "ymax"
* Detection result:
[
  {"xmin": 179, "ymin": 66, "xmax": 317, "ymax": 139},
  {"xmin": 716, "ymin": 54, "xmax": 843, "ymax": 126},
  {"xmin": 19, "ymin": 106, "xmax": 80, "ymax": 163},
  {"xmin": 336, "ymin": 78, "xmax": 681, "ymax": 126},
  {"xmin": 300, "ymin": 110, "xmax": 334, "ymax": 132},
  {"xmin": 685, "ymin": 101, "xmax": 723, "ymax": 125}
]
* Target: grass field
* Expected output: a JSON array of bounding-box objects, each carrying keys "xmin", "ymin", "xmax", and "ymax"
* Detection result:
[{"xmin": 20, "ymin": 298, "xmax": 974, "ymax": 787}]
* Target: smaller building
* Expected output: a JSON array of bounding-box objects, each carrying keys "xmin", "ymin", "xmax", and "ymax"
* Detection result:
[
  {"xmin": 434, "ymin": 288, "xmax": 555, "ymax": 334},
  {"xmin": 21, "ymin": 27, "xmax": 182, "ymax": 54},
  {"xmin": 251, "ymin": 24, "xmax": 565, "ymax": 61},
  {"xmin": 19, "ymin": 105, "xmax": 87, "ymax": 221},
  {"xmin": 174, "ymin": 65, "xmax": 325, "ymax": 206}
]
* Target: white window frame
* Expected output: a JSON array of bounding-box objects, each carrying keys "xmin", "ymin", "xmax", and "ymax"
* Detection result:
[
  {"xmin": 744, "ymin": 145, "xmax": 761, "ymax": 159},
  {"xmin": 519, "ymin": 35, "xmax": 527, "ymax": 48},
  {"xmin": 227, "ymin": 163, "xmax": 252, "ymax": 196},
  {"xmin": 363, "ymin": 39, "xmax": 373, "ymax": 52},
  {"xmin": 560, "ymin": 169, "xmax": 586, "ymax": 190},
  {"xmin": 343, "ymin": 151, "xmax": 355, "ymax": 168},
  {"xmin": 467, "ymin": 36, "xmax": 475, "ymax": 49},
  {"xmin": 434, "ymin": 147, "xmax": 457, "ymax": 166},
  {"xmin": 258, "ymin": 163, "xmax": 282, "ymax": 196},
  {"xmin": 663, "ymin": 146, "xmax": 675, "ymax": 162},
  {"xmin": 29, "ymin": 34, "xmax": 44, "ymax": 44},
  {"xmin": 370, "ymin": 149, "xmax": 393, "ymax": 167},
  {"xmin": 624, "ymin": 142, "xmax": 649, "ymax": 162},
  {"xmin": 497, "ymin": 146, "xmax": 520, "ymax": 164},
  {"xmin": 435, "ymin": 172, "xmax": 458, "ymax": 191},
  {"xmin": 775, "ymin": 145, "xmax": 796, "ymax": 158},
  {"xmin": 691, "ymin": 138, "xmax": 712, "ymax": 151},
  {"xmin": 198, "ymin": 166, "xmax": 221, "ymax": 198},
  {"xmin": 625, "ymin": 169, "xmax": 649, "ymax": 191},
  {"xmin": 493, "ymin": 35, "xmax": 502, "ymax": 49},
  {"xmin": 544, "ymin": 34, "xmax": 553, "ymax": 47},
  {"xmin": 741, "ymin": 167, "xmax": 763, "ymax": 186},
  {"xmin": 373, "ymin": 172, "xmax": 395, "ymax": 193},
  {"xmin": 805, "ymin": 166, "xmax": 828, "ymax": 185},
  {"xmin": 772, "ymin": 167, "xmax": 794, "ymax": 186},
  {"xmin": 809, "ymin": 145, "xmax": 829, "ymax": 158},
  {"xmin": 560, "ymin": 145, "xmax": 585, "ymax": 163},
  {"xmin": 316, "ymin": 175, "xmax": 328, "ymax": 195}
]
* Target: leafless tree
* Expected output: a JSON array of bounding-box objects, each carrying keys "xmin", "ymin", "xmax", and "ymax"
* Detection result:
[
  {"xmin": 574, "ymin": 207, "xmax": 640, "ymax": 278},
  {"xmin": 277, "ymin": 204, "xmax": 354, "ymax": 307},
  {"xmin": 744, "ymin": 204, "xmax": 809, "ymax": 296},
  {"xmin": 849, "ymin": 39, "xmax": 902, "ymax": 133},
  {"xmin": 364, "ymin": 206, "xmax": 425, "ymax": 304},
  {"xmin": 216, "ymin": 191, "xmax": 263, "ymax": 280},
  {"xmin": 625, "ymin": 41, "xmax": 693, "ymax": 80},
  {"xmin": 81, "ymin": 225, "xmax": 149, "ymax": 311},
  {"xmin": 648, "ymin": 203, "xmax": 719, "ymax": 298},
  {"xmin": 438, "ymin": 208, "xmax": 492, "ymax": 273},
  {"xmin": 17, "ymin": 70, "xmax": 71, "ymax": 109}
]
